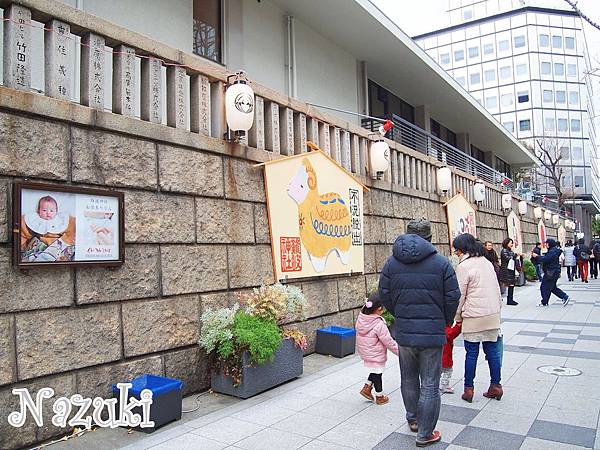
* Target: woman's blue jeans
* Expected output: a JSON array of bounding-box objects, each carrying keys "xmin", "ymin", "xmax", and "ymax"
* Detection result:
[{"xmin": 464, "ymin": 339, "xmax": 502, "ymax": 388}]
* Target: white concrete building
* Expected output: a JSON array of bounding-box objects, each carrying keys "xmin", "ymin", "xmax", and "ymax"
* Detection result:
[
  {"xmin": 0, "ymin": 0, "xmax": 537, "ymax": 181},
  {"xmin": 414, "ymin": 1, "xmax": 599, "ymax": 232}
]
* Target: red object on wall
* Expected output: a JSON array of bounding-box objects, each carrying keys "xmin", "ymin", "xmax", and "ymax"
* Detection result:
[{"xmin": 280, "ymin": 237, "xmax": 302, "ymax": 272}]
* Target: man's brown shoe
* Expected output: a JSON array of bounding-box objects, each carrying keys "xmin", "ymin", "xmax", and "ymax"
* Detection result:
[
  {"xmin": 359, "ymin": 383, "xmax": 374, "ymax": 401},
  {"xmin": 375, "ymin": 394, "xmax": 389, "ymax": 405},
  {"xmin": 482, "ymin": 384, "xmax": 503, "ymax": 400},
  {"xmin": 416, "ymin": 430, "xmax": 442, "ymax": 447}
]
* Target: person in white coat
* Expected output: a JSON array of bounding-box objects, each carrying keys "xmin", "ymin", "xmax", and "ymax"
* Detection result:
[{"xmin": 563, "ymin": 240, "xmax": 577, "ymax": 281}]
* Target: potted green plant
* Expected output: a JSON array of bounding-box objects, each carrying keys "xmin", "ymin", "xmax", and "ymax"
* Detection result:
[
  {"xmin": 522, "ymin": 258, "xmax": 537, "ymax": 282},
  {"xmin": 199, "ymin": 283, "xmax": 308, "ymax": 398}
]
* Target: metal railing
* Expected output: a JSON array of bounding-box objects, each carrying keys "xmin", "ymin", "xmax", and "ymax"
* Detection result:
[{"xmin": 362, "ymin": 114, "xmax": 514, "ymax": 189}]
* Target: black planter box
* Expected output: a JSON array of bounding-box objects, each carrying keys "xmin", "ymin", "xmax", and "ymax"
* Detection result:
[
  {"xmin": 211, "ymin": 338, "xmax": 303, "ymax": 399},
  {"xmin": 112, "ymin": 374, "xmax": 183, "ymax": 433},
  {"xmin": 316, "ymin": 326, "xmax": 356, "ymax": 358}
]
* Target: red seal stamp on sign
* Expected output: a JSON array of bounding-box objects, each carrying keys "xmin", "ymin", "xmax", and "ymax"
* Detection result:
[{"xmin": 280, "ymin": 237, "xmax": 302, "ymax": 272}]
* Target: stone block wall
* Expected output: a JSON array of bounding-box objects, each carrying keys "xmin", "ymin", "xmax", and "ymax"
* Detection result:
[{"xmin": 0, "ymin": 107, "xmax": 564, "ymax": 449}]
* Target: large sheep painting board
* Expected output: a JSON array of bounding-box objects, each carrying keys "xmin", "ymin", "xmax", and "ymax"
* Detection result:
[
  {"xmin": 261, "ymin": 148, "xmax": 366, "ymax": 281},
  {"xmin": 506, "ymin": 211, "xmax": 523, "ymax": 255},
  {"xmin": 444, "ymin": 193, "xmax": 477, "ymax": 243}
]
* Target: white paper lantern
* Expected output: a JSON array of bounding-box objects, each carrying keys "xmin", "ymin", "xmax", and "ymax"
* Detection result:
[
  {"xmin": 518, "ymin": 200, "xmax": 528, "ymax": 215},
  {"xmin": 225, "ymin": 74, "xmax": 255, "ymax": 133},
  {"xmin": 437, "ymin": 166, "xmax": 452, "ymax": 194},
  {"xmin": 534, "ymin": 207, "xmax": 542, "ymax": 219},
  {"xmin": 544, "ymin": 210, "xmax": 552, "ymax": 221},
  {"xmin": 473, "ymin": 179, "xmax": 486, "ymax": 203},
  {"xmin": 501, "ymin": 193, "xmax": 512, "ymax": 210},
  {"xmin": 370, "ymin": 140, "xmax": 390, "ymax": 176},
  {"xmin": 552, "ymin": 214, "xmax": 559, "ymax": 224}
]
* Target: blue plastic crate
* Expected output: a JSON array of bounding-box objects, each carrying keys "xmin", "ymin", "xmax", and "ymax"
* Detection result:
[
  {"xmin": 316, "ymin": 326, "xmax": 356, "ymax": 357},
  {"xmin": 112, "ymin": 374, "xmax": 183, "ymax": 433}
]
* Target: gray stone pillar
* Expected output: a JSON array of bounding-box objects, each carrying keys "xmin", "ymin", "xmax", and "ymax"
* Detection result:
[
  {"xmin": 112, "ymin": 45, "xmax": 136, "ymax": 116},
  {"xmin": 248, "ymin": 96, "xmax": 265, "ymax": 150},
  {"xmin": 140, "ymin": 58, "xmax": 162, "ymax": 123},
  {"xmin": 331, "ymin": 127, "xmax": 342, "ymax": 163},
  {"xmin": 190, "ymin": 74, "xmax": 211, "ymax": 135},
  {"xmin": 279, "ymin": 107, "xmax": 294, "ymax": 156},
  {"xmin": 3, "ymin": 5, "xmax": 32, "ymax": 91},
  {"xmin": 359, "ymin": 137, "xmax": 368, "ymax": 176},
  {"xmin": 341, "ymin": 130, "xmax": 351, "ymax": 170},
  {"xmin": 294, "ymin": 112, "xmax": 307, "ymax": 154},
  {"xmin": 210, "ymin": 81, "xmax": 226, "ymax": 139},
  {"xmin": 351, "ymin": 134, "xmax": 360, "ymax": 174},
  {"xmin": 318, "ymin": 122, "xmax": 331, "ymax": 155},
  {"xmin": 265, "ymin": 102, "xmax": 280, "ymax": 154},
  {"xmin": 167, "ymin": 66, "xmax": 187, "ymax": 129},
  {"xmin": 307, "ymin": 118, "xmax": 319, "ymax": 147},
  {"xmin": 44, "ymin": 19, "xmax": 72, "ymax": 100},
  {"xmin": 81, "ymin": 33, "xmax": 105, "ymax": 109}
]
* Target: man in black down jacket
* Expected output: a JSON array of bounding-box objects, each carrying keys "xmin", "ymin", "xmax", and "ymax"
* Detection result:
[
  {"xmin": 379, "ymin": 218, "xmax": 460, "ymax": 447},
  {"xmin": 532, "ymin": 238, "xmax": 570, "ymax": 306}
]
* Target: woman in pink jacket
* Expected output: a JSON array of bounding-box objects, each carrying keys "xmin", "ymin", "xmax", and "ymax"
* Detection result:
[
  {"xmin": 452, "ymin": 233, "xmax": 503, "ymax": 403},
  {"xmin": 356, "ymin": 294, "xmax": 399, "ymax": 405}
]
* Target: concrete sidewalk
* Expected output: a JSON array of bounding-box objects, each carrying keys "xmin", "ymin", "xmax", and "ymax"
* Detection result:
[{"xmin": 50, "ymin": 276, "xmax": 600, "ymax": 450}]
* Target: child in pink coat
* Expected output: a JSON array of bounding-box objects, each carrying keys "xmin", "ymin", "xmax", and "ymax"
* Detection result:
[{"xmin": 355, "ymin": 294, "xmax": 399, "ymax": 405}]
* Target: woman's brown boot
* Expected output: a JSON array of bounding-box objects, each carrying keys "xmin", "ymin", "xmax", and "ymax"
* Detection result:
[
  {"xmin": 483, "ymin": 384, "xmax": 503, "ymax": 400},
  {"xmin": 461, "ymin": 387, "xmax": 474, "ymax": 403}
]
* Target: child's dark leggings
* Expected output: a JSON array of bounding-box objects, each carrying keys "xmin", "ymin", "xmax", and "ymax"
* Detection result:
[{"xmin": 368, "ymin": 373, "xmax": 383, "ymax": 392}]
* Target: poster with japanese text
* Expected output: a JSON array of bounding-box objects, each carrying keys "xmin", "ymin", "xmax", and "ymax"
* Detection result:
[
  {"xmin": 14, "ymin": 182, "xmax": 124, "ymax": 267},
  {"xmin": 538, "ymin": 220, "xmax": 547, "ymax": 253},
  {"xmin": 506, "ymin": 211, "xmax": 523, "ymax": 255},
  {"xmin": 262, "ymin": 149, "xmax": 366, "ymax": 281},
  {"xmin": 445, "ymin": 193, "xmax": 477, "ymax": 245}
]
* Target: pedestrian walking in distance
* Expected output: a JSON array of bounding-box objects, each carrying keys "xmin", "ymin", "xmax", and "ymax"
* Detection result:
[
  {"xmin": 591, "ymin": 240, "xmax": 600, "ymax": 280},
  {"xmin": 379, "ymin": 218, "xmax": 460, "ymax": 447},
  {"xmin": 563, "ymin": 240, "xmax": 577, "ymax": 281},
  {"xmin": 531, "ymin": 242, "xmax": 543, "ymax": 281},
  {"xmin": 532, "ymin": 238, "xmax": 570, "ymax": 307},
  {"xmin": 574, "ymin": 238, "xmax": 591, "ymax": 283},
  {"xmin": 355, "ymin": 294, "xmax": 399, "ymax": 405},
  {"xmin": 499, "ymin": 238, "xmax": 521, "ymax": 305},
  {"xmin": 452, "ymin": 233, "xmax": 503, "ymax": 403},
  {"xmin": 440, "ymin": 321, "xmax": 462, "ymax": 394}
]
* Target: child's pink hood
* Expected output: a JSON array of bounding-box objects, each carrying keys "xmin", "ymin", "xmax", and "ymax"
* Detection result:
[{"xmin": 355, "ymin": 312, "xmax": 399, "ymax": 368}]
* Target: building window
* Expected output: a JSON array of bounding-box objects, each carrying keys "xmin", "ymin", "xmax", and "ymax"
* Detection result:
[
  {"xmin": 552, "ymin": 35, "xmax": 562, "ymax": 48},
  {"xmin": 544, "ymin": 118, "xmax": 555, "ymax": 130},
  {"xmin": 574, "ymin": 175, "xmax": 584, "ymax": 187},
  {"xmin": 560, "ymin": 146, "xmax": 570, "ymax": 158},
  {"xmin": 567, "ymin": 64, "xmax": 577, "ymax": 76},
  {"xmin": 557, "ymin": 118, "xmax": 568, "ymax": 131},
  {"xmin": 193, "ymin": 0, "xmax": 222, "ymax": 63},
  {"xmin": 470, "ymin": 72, "xmax": 481, "ymax": 85},
  {"xmin": 484, "ymin": 69, "xmax": 496, "ymax": 81},
  {"xmin": 455, "ymin": 49, "xmax": 465, "ymax": 62},
  {"xmin": 514, "ymin": 35, "xmax": 526, "ymax": 48},
  {"xmin": 456, "ymin": 76, "xmax": 466, "ymax": 86},
  {"xmin": 565, "ymin": 37, "xmax": 575, "ymax": 49},
  {"xmin": 485, "ymin": 96, "xmax": 498, "ymax": 108},
  {"xmin": 500, "ymin": 66, "xmax": 511, "ymax": 79},
  {"xmin": 483, "ymin": 43, "xmax": 494, "ymax": 54},
  {"xmin": 368, "ymin": 80, "xmax": 415, "ymax": 123},
  {"xmin": 499, "ymin": 40, "xmax": 509, "ymax": 51},
  {"xmin": 554, "ymin": 63, "xmax": 564, "ymax": 76},
  {"xmin": 468, "ymin": 46, "xmax": 479, "ymax": 58},
  {"xmin": 503, "ymin": 121, "xmax": 515, "ymax": 132},
  {"xmin": 519, "ymin": 119, "xmax": 531, "ymax": 131},
  {"xmin": 543, "ymin": 90, "xmax": 553, "ymax": 103},
  {"xmin": 516, "ymin": 64, "xmax": 527, "ymax": 76},
  {"xmin": 517, "ymin": 91, "xmax": 529, "ymax": 103},
  {"xmin": 471, "ymin": 145, "xmax": 485, "ymax": 163},
  {"xmin": 562, "ymin": 175, "xmax": 572, "ymax": 186},
  {"xmin": 572, "ymin": 146, "xmax": 583, "ymax": 159},
  {"xmin": 440, "ymin": 53, "xmax": 450, "ymax": 65},
  {"xmin": 494, "ymin": 156, "xmax": 511, "ymax": 177},
  {"xmin": 541, "ymin": 62, "xmax": 552, "ymax": 75},
  {"xmin": 556, "ymin": 90, "xmax": 566, "ymax": 103},
  {"xmin": 571, "ymin": 119, "xmax": 581, "ymax": 131},
  {"xmin": 463, "ymin": 9, "xmax": 473, "ymax": 20},
  {"xmin": 501, "ymin": 93, "xmax": 513, "ymax": 106},
  {"xmin": 539, "ymin": 34, "xmax": 549, "ymax": 47},
  {"xmin": 569, "ymin": 91, "xmax": 579, "ymax": 105}
]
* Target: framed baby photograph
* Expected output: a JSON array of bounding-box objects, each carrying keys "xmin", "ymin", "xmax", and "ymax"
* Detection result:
[{"xmin": 13, "ymin": 182, "xmax": 125, "ymax": 268}]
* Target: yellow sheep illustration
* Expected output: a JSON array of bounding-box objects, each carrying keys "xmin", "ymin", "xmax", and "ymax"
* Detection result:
[{"xmin": 287, "ymin": 158, "xmax": 352, "ymax": 272}]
